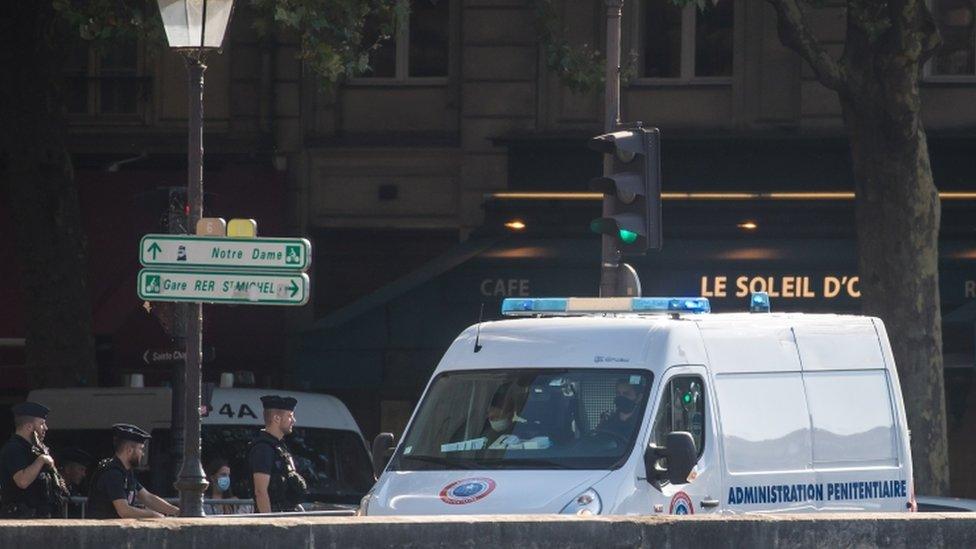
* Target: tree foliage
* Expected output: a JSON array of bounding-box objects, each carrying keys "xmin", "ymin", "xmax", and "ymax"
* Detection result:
[
  {"xmin": 530, "ymin": 0, "xmax": 639, "ymax": 94},
  {"xmin": 249, "ymin": 0, "xmax": 400, "ymax": 81},
  {"xmin": 51, "ymin": 0, "xmax": 400, "ymax": 83}
]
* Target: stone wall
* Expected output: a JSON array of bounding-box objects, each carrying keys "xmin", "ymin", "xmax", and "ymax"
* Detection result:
[{"xmin": 1, "ymin": 514, "xmax": 974, "ymax": 548}]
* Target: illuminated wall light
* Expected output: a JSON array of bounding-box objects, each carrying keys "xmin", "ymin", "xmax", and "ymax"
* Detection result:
[
  {"xmin": 504, "ymin": 219, "xmax": 527, "ymax": 231},
  {"xmin": 738, "ymin": 221, "xmax": 758, "ymax": 231},
  {"xmin": 485, "ymin": 191, "xmax": 976, "ymax": 202}
]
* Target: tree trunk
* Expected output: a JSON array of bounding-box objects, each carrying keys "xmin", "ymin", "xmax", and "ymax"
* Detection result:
[
  {"xmin": 841, "ymin": 41, "xmax": 949, "ymax": 495},
  {"xmin": 0, "ymin": 1, "xmax": 96, "ymax": 387}
]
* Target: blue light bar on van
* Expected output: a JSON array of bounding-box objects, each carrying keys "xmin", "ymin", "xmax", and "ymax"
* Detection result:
[
  {"xmin": 501, "ymin": 297, "xmax": 711, "ymax": 316},
  {"xmin": 750, "ymin": 291, "xmax": 771, "ymax": 313},
  {"xmin": 502, "ymin": 298, "xmax": 569, "ymax": 314}
]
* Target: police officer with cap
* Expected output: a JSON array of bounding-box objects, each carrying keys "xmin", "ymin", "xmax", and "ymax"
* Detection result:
[
  {"xmin": 249, "ymin": 395, "xmax": 307, "ymax": 513},
  {"xmin": 87, "ymin": 424, "xmax": 179, "ymax": 518},
  {"xmin": 59, "ymin": 447, "xmax": 93, "ymax": 497},
  {"xmin": 0, "ymin": 402, "xmax": 61, "ymax": 518},
  {"xmin": 59, "ymin": 447, "xmax": 93, "ymax": 518}
]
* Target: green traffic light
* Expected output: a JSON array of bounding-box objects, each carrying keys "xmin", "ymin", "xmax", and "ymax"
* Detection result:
[
  {"xmin": 682, "ymin": 392, "xmax": 692, "ymax": 404},
  {"xmin": 618, "ymin": 229, "xmax": 638, "ymax": 244}
]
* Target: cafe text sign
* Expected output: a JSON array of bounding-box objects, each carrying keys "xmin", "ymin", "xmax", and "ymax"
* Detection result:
[{"xmin": 700, "ymin": 275, "xmax": 861, "ymax": 299}]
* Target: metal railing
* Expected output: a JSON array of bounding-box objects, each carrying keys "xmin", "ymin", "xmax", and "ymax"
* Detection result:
[{"xmin": 64, "ymin": 497, "xmax": 356, "ymax": 518}]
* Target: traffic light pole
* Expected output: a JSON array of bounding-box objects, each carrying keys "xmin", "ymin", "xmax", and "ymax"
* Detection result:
[{"xmin": 600, "ymin": 0, "xmax": 624, "ymax": 297}]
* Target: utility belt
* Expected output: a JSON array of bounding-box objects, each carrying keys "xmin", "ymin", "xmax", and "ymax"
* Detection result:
[{"xmin": 0, "ymin": 502, "xmax": 40, "ymax": 519}]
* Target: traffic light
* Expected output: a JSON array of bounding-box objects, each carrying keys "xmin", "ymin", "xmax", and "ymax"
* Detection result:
[{"xmin": 588, "ymin": 126, "xmax": 662, "ymax": 254}]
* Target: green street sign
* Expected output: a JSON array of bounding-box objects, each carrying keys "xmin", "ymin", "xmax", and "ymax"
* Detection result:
[
  {"xmin": 140, "ymin": 235, "xmax": 311, "ymax": 271},
  {"xmin": 138, "ymin": 269, "xmax": 310, "ymax": 306}
]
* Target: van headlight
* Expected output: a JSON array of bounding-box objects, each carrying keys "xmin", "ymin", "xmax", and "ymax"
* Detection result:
[
  {"xmin": 355, "ymin": 492, "xmax": 372, "ymax": 516},
  {"xmin": 560, "ymin": 488, "xmax": 601, "ymax": 516}
]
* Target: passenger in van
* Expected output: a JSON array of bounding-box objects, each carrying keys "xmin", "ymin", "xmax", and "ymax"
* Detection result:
[
  {"xmin": 480, "ymin": 387, "xmax": 516, "ymax": 441},
  {"xmin": 478, "ymin": 386, "xmax": 533, "ymax": 447},
  {"xmin": 203, "ymin": 458, "xmax": 252, "ymax": 515},
  {"xmin": 596, "ymin": 379, "xmax": 645, "ymax": 439}
]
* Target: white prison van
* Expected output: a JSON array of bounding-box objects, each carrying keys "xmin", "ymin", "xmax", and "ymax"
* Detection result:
[{"xmin": 362, "ymin": 295, "xmax": 915, "ymax": 516}]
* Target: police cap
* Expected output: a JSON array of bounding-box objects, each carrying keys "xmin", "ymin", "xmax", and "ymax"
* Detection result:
[
  {"xmin": 11, "ymin": 401, "xmax": 50, "ymax": 419},
  {"xmin": 112, "ymin": 423, "xmax": 151, "ymax": 443},
  {"xmin": 60, "ymin": 447, "xmax": 94, "ymax": 466},
  {"xmin": 260, "ymin": 395, "xmax": 297, "ymax": 411}
]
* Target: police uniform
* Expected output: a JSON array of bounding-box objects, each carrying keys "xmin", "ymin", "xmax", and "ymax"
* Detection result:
[
  {"xmin": 87, "ymin": 424, "xmax": 150, "ymax": 519},
  {"xmin": 249, "ymin": 395, "xmax": 307, "ymax": 512},
  {"xmin": 60, "ymin": 447, "xmax": 93, "ymax": 518},
  {"xmin": 0, "ymin": 402, "xmax": 60, "ymax": 518}
]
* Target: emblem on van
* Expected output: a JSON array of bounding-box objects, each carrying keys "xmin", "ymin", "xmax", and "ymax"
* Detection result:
[
  {"xmin": 669, "ymin": 491, "xmax": 694, "ymax": 515},
  {"xmin": 439, "ymin": 477, "xmax": 496, "ymax": 505},
  {"xmin": 594, "ymin": 355, "xmax": 630, "ymax": 363}
]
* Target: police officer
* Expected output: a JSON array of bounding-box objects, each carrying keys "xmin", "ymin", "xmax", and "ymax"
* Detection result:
[
  {"xmin": 0, "ymin": 402, "xmax": 63, "ymax": 518},
  {"xmin": 59, "ymin": 448, "xmax": 93, "ymax": 518},
  {"xmin": 249, "ymin": 395, "xmax": 307, "ymax": 513},
  {"xmin": 87, "ymin": 424, "xmax": 179, "ymax": 518}
]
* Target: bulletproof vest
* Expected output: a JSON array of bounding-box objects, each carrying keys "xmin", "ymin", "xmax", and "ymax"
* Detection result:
[
  {"xmin": 86, "ymin": 457, "xmax": 130, "ymax": 519},
  {"xmin": 251, "ymin": 438, "xmax": 307, "ymax": 512},
  {"xmin": 0, "ymin": 439, "xmax": 57, "ymax": 518}
]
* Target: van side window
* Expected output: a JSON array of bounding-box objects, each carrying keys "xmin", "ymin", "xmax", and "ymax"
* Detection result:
[{"xmin": 651, "ymin": 376, "xmax": 706, "ymax": 457}]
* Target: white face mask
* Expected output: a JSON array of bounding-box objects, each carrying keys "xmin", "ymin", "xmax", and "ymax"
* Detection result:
[{"xmin": 489, "ymin": 418, "xmax": 511, "ymax": 432}]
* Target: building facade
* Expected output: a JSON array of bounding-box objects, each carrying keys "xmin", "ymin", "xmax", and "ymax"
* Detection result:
[{"xmin": 2, "ymin": 0, "xmax": 975, "ymax": 494}]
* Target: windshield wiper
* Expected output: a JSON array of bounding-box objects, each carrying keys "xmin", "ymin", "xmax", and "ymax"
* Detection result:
[
  {"xmin": 397, "ymin": 454, "xmax": 476, "ymax": 469},
  {"xmin": 473, "ymin": 458, "xmax": 573, "ymax": 470}
]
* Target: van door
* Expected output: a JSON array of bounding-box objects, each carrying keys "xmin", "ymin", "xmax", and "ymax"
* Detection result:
[{"xmin": 642, "ymin": 366, "xmax": 721, "ymax": 515}]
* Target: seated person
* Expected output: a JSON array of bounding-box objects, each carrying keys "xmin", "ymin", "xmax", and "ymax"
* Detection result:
[
  {"xmin": 480, "ymin": 387, "xmax": 518, "ymax": 445},
  {"xmin": 596, "ymin": 378, "xmax": 645, "ymax": 439}
]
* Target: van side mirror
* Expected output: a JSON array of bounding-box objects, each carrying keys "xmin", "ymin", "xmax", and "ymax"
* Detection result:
[
  {"xmin": 371, "ymin": 432, "xmax": 396, "ymax": 480},
  {"xmin": 644, "ymin": 431, "xmax": 697, "ymax": 485}
]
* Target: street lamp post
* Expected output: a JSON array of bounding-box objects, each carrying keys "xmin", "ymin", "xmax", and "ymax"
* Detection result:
[{"xmin": 156, "ymin": 0, "xmax": 235, "ymax": 517}]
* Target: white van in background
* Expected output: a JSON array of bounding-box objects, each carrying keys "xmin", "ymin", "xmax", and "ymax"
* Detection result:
[
  {"xmin": 363, "ymin": 294, "xmax": 916, "ymax": 516},
  {"xmin": 29, "ymin": 386, "xmax": 374, "ymax": 508}
]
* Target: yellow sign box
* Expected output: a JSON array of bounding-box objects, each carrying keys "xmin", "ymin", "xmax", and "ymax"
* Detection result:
[{"xmin": 227, "ymin": 218, "xmax": 257, "ymax": 238}]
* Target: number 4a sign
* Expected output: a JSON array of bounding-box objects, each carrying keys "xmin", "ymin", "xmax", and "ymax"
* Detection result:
[{"xmin": 204, "ymin": 402, "xmax": 258, "ymax": 420}]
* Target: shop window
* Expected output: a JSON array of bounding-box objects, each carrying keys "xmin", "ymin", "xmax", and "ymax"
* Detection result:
[
  {"xmin": 928, "ymin": 0, "xmax": 976, "ymax": 78},
  {"xmin": 359, "ymin": 0, "xmax": 450, "ymax": 81},
  {"xmin": 65, "ymin": 39, "xmax": 148, "ymax": 118},
  {"xmin": 639, "ymin": 0, "xmax": 733, "ymax": 81}
]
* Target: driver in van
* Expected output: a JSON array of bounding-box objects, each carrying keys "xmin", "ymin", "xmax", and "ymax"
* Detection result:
[{"xmin": 597, "ymin": 379, "xmax": 645, "ymax": 438}]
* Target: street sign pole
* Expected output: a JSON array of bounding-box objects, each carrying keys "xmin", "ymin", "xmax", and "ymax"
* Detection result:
[{"xmin": 175, "ymin": 54, "xmax": 208, "ymax": 518}]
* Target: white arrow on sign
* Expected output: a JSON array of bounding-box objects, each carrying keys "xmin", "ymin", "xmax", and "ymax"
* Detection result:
[
  {"xmin": 140, "ymin": 234, "xmax": 311, "ymax": 271},
  {"xmin": 138, "ymin": 269, "xmax": 310, "ymax": 306}
]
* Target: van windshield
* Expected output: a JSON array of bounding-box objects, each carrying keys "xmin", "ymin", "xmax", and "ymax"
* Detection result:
[{"xmin": 392, "ymin": 369, "xmax": 653, "ymax": 471}]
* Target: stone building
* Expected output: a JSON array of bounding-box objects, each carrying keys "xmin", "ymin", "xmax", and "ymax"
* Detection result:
[{"xmin": 2, "ymin": 0, "xmax": 975, "ymax": 494}]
